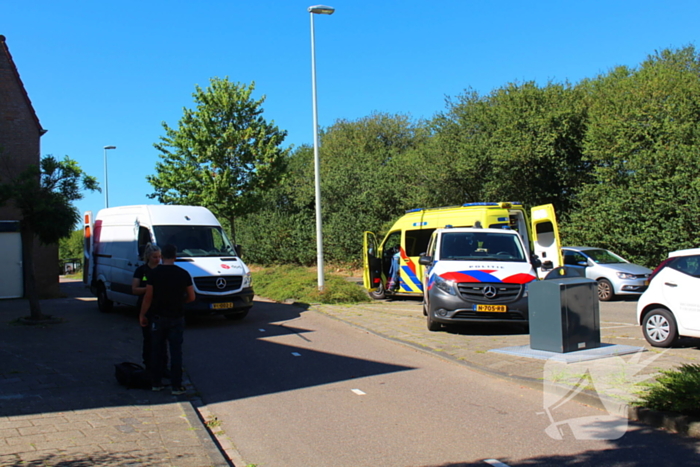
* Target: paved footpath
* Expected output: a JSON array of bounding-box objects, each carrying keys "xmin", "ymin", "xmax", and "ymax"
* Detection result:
[{"xmin": 0, "ymin": 279, "xmax": 228, "ymax": 467}]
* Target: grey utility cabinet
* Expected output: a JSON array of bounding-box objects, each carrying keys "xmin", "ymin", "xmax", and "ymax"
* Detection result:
[{"xmin": 529, "ymin": 277, "xmax": 601, "ymax": 353}]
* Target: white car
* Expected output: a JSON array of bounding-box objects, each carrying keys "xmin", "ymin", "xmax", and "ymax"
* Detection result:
[{"xmin": 637, "ymin": 248, "xmax": 700, "ymax": 347}]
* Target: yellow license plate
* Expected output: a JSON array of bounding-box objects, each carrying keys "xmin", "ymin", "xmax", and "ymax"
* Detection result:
[
  {"xmin": 476, "ymin": 304, "xmax": 507, "ymax": 313},
  {"xmin": 211, "ymin": 302, "xmax": 234, "ymax": 310}
]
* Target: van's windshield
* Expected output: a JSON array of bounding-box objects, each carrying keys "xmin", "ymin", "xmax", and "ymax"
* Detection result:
[
  {"xmin": 153, "ymin": 225, "xmax": 236, "ymax": 257},
  {"xmin": 440, "ymin": 232, "xmax": 525, "ymax": 262}
]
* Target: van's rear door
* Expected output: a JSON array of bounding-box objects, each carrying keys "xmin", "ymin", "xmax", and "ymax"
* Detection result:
[
  {"xmin": 83, "ymin": 211, "xmax": 93, "ymax": 286},
  {"xmin": 530, "ymin": 204, "xmax": 563, "ymax": 278},
  {"xmin": 363, "ymin": 231, "xmax": 381, "ymax": 291}
]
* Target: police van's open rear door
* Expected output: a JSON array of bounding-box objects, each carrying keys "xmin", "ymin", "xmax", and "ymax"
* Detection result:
[
  {"xmin": 363, "ymin": 231, "xmax": 381, "ymax": 291},
  {"xmin": 83, "ymin": 211, "xmax": 93, "ymax": 286},
  {"xmin": 530, "ymin": 204, "xmax": 563, "ymax": 279}
]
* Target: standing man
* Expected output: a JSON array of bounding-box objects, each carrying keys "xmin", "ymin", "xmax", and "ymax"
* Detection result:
[{"xmin": 139, "ymin": 244, "xmax": 195, "ymax": 395}]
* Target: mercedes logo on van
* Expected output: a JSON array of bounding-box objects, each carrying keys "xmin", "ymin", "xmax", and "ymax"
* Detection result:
[
  {"xmin": 483, "ymin": 286, "xmax": 497, "ymax": 299},
  {"xmin": 216, "ymin": 278, "xmax": 227, "ymax": 289}
]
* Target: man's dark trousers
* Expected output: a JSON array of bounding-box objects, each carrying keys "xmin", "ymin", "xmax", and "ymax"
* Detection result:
[{"xmin": 151, "ymin": 315, "xmax": 185, "ymax": 387}]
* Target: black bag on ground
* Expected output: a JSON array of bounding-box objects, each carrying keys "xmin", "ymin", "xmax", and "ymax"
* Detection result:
[{"xmin": 114, "ymin": 362, "xmax": 151, "ymax": 389}]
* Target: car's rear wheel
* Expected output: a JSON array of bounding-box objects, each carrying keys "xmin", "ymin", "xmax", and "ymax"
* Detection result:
[
  {"xmin": 597, "ymin": 278, "xmax": 615, "ymax": 301},
  {"xmin": 642, "ymin": 308, "xmax": 678, "ymax": 348}
]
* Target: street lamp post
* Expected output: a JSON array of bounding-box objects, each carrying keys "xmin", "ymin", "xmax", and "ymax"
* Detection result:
[
  {"xmin": 103, "ymin": 145, "xmax": 116, "ymax": 208},
  {"xmin": 308, "ymin": 4, "xmax": 334, "ymax": 291}
]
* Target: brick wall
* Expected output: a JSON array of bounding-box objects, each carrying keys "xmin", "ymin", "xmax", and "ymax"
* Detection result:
[{"xmin": 0, "ymin": 35, "xmax": 59, "ymax": 297}]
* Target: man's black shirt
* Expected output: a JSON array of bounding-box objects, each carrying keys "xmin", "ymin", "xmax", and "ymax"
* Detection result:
[{"xmin": 147, "ymin": 265, "xmax": 193, "ymax": 318}]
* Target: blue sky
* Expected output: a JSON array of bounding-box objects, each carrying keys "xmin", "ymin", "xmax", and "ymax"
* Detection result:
[{"xmin": 3, "ymin": 1, "xmax": 699, "ymax": 219}]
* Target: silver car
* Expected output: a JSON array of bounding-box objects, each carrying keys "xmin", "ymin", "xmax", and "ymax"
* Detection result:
[{"xmin": 562, "ymin": 247, "xmax": 652, "ymax": 301}]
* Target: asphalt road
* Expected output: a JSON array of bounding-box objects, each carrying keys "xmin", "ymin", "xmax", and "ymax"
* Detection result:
[{"xmin": 183, "ymin": 300, "xmax": 700, "ymax": 467}]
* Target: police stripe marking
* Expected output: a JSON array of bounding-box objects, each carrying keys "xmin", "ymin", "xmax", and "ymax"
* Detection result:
[{"xmin": 351, "ymin": 389, "xmax": 366, "ymax": 395}]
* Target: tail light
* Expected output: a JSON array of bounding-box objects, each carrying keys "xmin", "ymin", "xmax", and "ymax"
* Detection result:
[{"xmin": 647, "ymin": 258, "xmax": 673, "ymax": 285}]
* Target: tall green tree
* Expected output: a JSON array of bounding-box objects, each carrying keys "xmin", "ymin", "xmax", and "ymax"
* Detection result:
[
  {"xmin": 428, "ymin": 82, "xmax": 589, "ymax": 215},
  {"xmin": 235, "ymin": 113, "xmax": 431, "ymax": 265},
  {"xmin": 235, "ymin": 144, "xmax": 317, "ymax": 265},
  {"xmin": 147, "ymin": 78, "xmax": 289, "ymax": 240},
  {"xmin": 0, "ymin": 155, "xmax": 98, "ymax": 319},
  {"xmin": 318, "ymin": 113, "xmax": 431, "ymax": 262},
  {"xmin": 563, "ymin": 46, "xmax": 700, "ymax": 266},
  {"xmin": 59, "ymin": 229, "xmax": 83, "ymax": 261}
]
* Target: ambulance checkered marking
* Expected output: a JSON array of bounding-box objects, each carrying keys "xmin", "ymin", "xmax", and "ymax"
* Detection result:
[
  {"xmin": 400, "ymin": 265, "xmax": 423, "ymax": 292},
  {"xmin": 397, "ymin": 247, "xmax": 423, "ymax": 293}
]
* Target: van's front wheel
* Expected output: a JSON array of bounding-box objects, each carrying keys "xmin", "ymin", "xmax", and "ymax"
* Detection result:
[
  {"xmin": 426, "ymin": 309, "xmax": 442, "ymax": 332},
  {"xmin": 97, "ymin": 284, "xmax": 113, "ymax": 313}
]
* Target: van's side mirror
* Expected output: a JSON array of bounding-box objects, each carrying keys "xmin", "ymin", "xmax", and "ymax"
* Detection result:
[
  {"xmin": 419, "ymin": 254, "xmax": 433, "ymax": 266},
  {"xmin": 234, "ymin": 245, "xmax": 243, "ymax": 257},
  {"xmin": 531, "ymin": 256, "xmax": 542, "ymax": 269}
]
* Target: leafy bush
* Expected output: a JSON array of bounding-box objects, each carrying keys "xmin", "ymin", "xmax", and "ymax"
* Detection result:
[
  {"xmin": 635, "ymin": 364, "xmax": 700, "ymax": 416},
  {"xmin": 252, "ymin": 265, "xmax": 370, "ymax": 305}
]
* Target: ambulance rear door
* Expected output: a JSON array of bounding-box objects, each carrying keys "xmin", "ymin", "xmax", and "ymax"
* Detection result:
[
  {"xmin": 530, "ymin": 204, "xmax": 563, "ymax": 279},
  {"xmin": 363, "ymin": 231, "xmax": 382, "ymax": 292}
]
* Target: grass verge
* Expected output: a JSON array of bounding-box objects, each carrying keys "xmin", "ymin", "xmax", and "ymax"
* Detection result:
[
  {"xmin": 634, "ymin": 363, "xmax": 700, "ymax": 416},
  {"xmin": 251, "ymin": 264, "xmax": 370, "ymax": 305}
]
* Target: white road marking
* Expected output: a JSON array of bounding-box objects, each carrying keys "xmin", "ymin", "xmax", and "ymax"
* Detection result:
[
  {"xmin": 259, "ymin": 328, "xmax": 266, "ymax": 332},
  {"xmin": 484, "ymin": 459, "xmax": 511, "ymax": 467},
  {"xmin": 351, "ymin": 389, "xmax": 366, "ymax": 396},
  {"xmin": 291, "ymin": 352, "xmax": 301, "ymax": 357}
]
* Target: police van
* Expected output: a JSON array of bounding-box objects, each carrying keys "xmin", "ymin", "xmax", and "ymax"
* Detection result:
[
  {"xmin": 419, "ymin": 226, "xmax": 543, "ymax": 331},
  {"xmin": 362, "ymin": 202, "xmax": 561, "ymax": 301},
  {"xmin": 83, "ymin": 205, "xmax": 253, "ymax": 320}
]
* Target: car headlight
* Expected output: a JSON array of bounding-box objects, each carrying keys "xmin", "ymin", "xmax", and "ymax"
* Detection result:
[
  {"xmin": 617, "ymin": 272, "xmax": 635, "ymax": 279},
  {"xmin": 434, "ymin": 274, "xmax": 457, "ymax": 296},
  {"xmin": 523, "ymin": 282, "xmax": 530, "ymax": 298},
  {"xmin": 242, "ymin": 271, "xmax": 252, "ymax": 288}
]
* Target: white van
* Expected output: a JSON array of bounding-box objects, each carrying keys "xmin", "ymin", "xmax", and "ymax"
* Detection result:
[
  {"xmin": 83, "ymin": 205, "xmax": 253, "ymax": 320},
  {"xmin": 419, "ymin": 226, "xmax": 558, "ymax": 331}
]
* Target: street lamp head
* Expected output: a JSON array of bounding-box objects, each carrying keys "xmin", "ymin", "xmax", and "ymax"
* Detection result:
[
  {"xmin": 104, "ymin": 145, "xmax": 116, "ymax": 150},
  {"xmin": 308, "ymin": 4, "xmax": 335, "ymax": 14}
]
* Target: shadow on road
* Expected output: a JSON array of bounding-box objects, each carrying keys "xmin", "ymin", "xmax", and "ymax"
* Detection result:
[
  {"xmin": 421, "ymin": 420, "xmax": 700, "ymax": 466},
  {"xmin": 0, "ymin": 281, "xmax": 414, "ymax": 417},
  {"xmin": 183, "ymin": 298, "xmax": 416, "ymax": 404}
]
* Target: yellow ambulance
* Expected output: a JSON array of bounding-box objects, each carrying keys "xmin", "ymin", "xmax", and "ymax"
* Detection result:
[{"xmin": 362, "ymin": 202, "xmax": 562, "ymax": 299}]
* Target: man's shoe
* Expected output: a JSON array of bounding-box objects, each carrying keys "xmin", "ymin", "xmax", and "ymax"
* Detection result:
[
  {"xmin": 152, "ymin": 385, "xmax": 165, "ymax": 392},
  {"xmin": 171, "ymin": 386, "xmax": 187, "ymax": 395}
]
